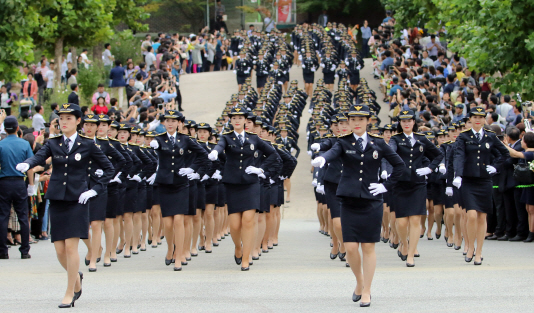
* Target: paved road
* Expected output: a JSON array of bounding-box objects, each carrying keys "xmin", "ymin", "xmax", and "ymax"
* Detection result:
[{"xmin": 2, "ymin": 62, "xmax": 534, "ymax": 312}]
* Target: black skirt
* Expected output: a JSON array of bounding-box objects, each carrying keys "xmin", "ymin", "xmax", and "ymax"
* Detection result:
[
  {"xmin": 106, "ymin": 183, "xmax": 120, "ymax": 219},
  {"xmin": 270, "ymin": 183, "xmax": 279, "ymax": 205},
  {"xmin": 225, "ymin": 182, "xmax": 260, "ymax": 214},
  {"xmin": 521, "ymin": 186, "xmax": 534, "ymax": 205},
  {"xmin": 159, "ymin": 183, "xmax": 189, "ymax": 217},
  {"xmin": 117, "ymin": 185, "xmax": 127, "ymax": 216},
  {"xmin": 257, "ymin": 76, "xmax": 267, "ymax": 88},
  {"xmin": 49, "ymin": 200, "xmax": 89, "ymax": 242},
  {"xmin": 315, "ymin": 187, "xmax": 326, "ymax": 204},
  {"xmin": 444, "ymin": 186, "xmax": 460, "ymax": 208},
  {"xmin": 152, "ymin": 186, "xmax": 160, "ymax": 206},
  {"xmin": 431, "ymin": 181, "xmax": 445, "ymax": 205},
  {"xmin": 393, "ymin": 182, "xmax": 427, "ymax": 218},
  {"xmin": 187, "ymin": 181, "xmax": 197, "ymax": 215},
  {"xmin": 349, "ymin": 72, "xmax": 360, "ymax": 85},
  {"xmin": 146, "ymin": 185, "xmax": 153, "ymax": 210},
  {"xmin": 259, "ymin": 182, "xmax": 270, "ymax": 213},
  {"xmin": 123, "ymin": 184, "xmax": 139, "ymax": 213},
  {"xmin": 237, "ymin": 75, "xmax": 247, "ymax": 85},
  {"xmin": 340, "ymin": 197, "xmax": 383, "ymax": 243},
  {"xmin": 217, "ymin": 183, "xmax": 226, "ymax": 207},
  {"xmin": 205, "ymin": 184, "xmax": 219, "ymax": 205},
  {"xmin": 324, "ymin": 181, "xmax": 341, "ymax": 218},
  {"xmin": 323, "ymin": 72, "xmax": 335, "ymax": 84},
  {"xmin": 137, "ymin": 182, "xmax": 147, "ymax": 214},
  {"xmin": 303, "ymin": 72, "xmax": 315, "ymax": 84},
  {"xmin": 89, "ymin": 189, "xmax": 108, "ymax": 222},
  {"xmin": 197, "ymin": 182, "xmax": 206, "ymax": 210},
  {"xmin": 460, "ymin": 177, "xmax": 492, "ymax": 214},
  {"xmin": 277, "ymin": 183, "xmax": 284, "ymax": 206}
]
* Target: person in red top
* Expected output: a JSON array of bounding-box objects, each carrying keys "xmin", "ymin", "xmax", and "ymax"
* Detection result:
[{"xmin": 91, "ymin": 97, "xmax": 109, "ymax": 115}]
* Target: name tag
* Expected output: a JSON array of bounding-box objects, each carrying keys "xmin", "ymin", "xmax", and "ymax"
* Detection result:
[
  {"xmin": 228, "ymin": 145, "xmax": 237, "ymax": 148},
  {"xmin": 398, "ymin": 143, "xmax": 407, "ymax": 146},
  {"xmin": 346, "ymin": 150, "xmax": 356, "ymax": 154},
  {"xmin": 161, "ymin": 147, "xmax": 169, "ymax": 151}
]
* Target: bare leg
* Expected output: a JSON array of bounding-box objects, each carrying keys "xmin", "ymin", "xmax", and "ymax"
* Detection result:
[
  {"xmin": 317, "ymin": 201, "xmax": 324, "ymax": 232},
  {"xmin": 103, "ymin": 218, "xmax": 114, "ymax": 264},
  {"xmin": 461, "ymin": 208, "xmax": 468, "ymax": 253},
  {"xmin": 396, "ymin": 217, "xmax": 409, "ymax": 256},
  {"xmin": 328, "ymin": 210, "xmax": 339, "ymax": 255},
  {"xmin": 254, "ymin": 213, "xmax": 266, "ymax": 257},
  {"xmin": 284, "ymin": 179, "xmax": 291, "ymax": 202},
  {"xmin": 123, "ymin": 212, "xmax": 133, "ymax": 256},
  {"xmin": 389, "ymin": 211, "xmax": 398, "ymax": 244},
  {"xmin": 173, "ymin": 215, "xmax": 185, "ymax": 265},
  {"xmin": 322, "ymin": 204, "xmax": 329, "ymax": 234},
  {"xmin": 163, "ymin": 216, "xmax": 174, "ymax": 260},
  {"xmin": 204, "ymin": 204, "xmax": 215, "ymax": 251},
  {"xmin": 54, "ymin": 238, "xmax": 81, "ymax": 305},
  {"xmin": 262, "ymin": 208, "xmax": 274, "ymax": 250},
  {"xmin": 345, "ymin": 242, "xmax": 363, "ymax": 296},
  {"xmin": 332, "ymin": 217, "xmax": 345, "ymax": 254},
  {"xmin": 454, "ymin": 204, "xmax": 463, "ymax": 247},
  {"xmin": 141, "ymin": 211, "xmax": 149, "ymax": 250},
  {"xmin": 434, "ymin": 204, "xmax": 443, "ymax": 237},
  {"xmin": 445, "ymin": 207, "xmax": 455, "ymax": 245},
  {"xmin": 213, "ymin": 208, "xmax": 220, "ymax": 243},
  {"xmin": 427, "ymin": 201, "xmax": 435, "ymax": 238},
  {"xmin": 474, "ymin": 212, "xmax": 486, "ymax": 262},
  {"xmin": 361, "ymin": 243, "xmax": 377, "ymax": 303},
  {"xmin": 183, "ymin": 215, "xmax": 193, "ymax": 260},
  {"xmin": 89, "ymin": 221, "xmax": 103, "ymax": 268},
  {"xmin": 151, "ymin": 205, "xmax": 161, "ymax": 246},
  {"xmin": 407, "ymin": 215, "xmax": 422, "ymax": 265},
  {"xmin": 132, "ymin": 212, "xmax": 142, "ymax": 253},
  {"xmin": 229, "ymin": 212, "xmax": 243, "ymax": 259},
  {"xmin": 466, "ymin": 210, "xmax": 477, "ymax": 258},
  {"xmin": 240, "ymin": 209, "xmax": 257, "ymax": 268},
  {"xmin": 111, "ymin": 216, "xmax": 121, "ymax": 259},
  {"xmin": 192, "ymin": 209, "xmax": 202, "ymax": 251}
]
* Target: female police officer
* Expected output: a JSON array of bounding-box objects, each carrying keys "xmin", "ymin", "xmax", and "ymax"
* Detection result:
[
  {"xmin": 149, "ymin": 110, "xmax": 209, "ymax": 271},
  {"xmin": 208, "ymin": 107, "xmax": 278, "ymax": 271},
  {"xmin": 452, "ymin": 107, "xmax": 509, "ymax": 265},
  {"xmin": 311, "ymin": 104, "xmax": 404, "ymax": 306},
  {"xmin": 389, "ymin": 110, "xmax": 443, "ymax": 267},
  {"xmin": 17, "ymin": 103, "xmax": 113, "ymax": 308}
]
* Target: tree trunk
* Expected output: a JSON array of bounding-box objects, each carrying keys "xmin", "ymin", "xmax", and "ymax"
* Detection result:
[
  {"xmin": 54, "ymin": 37, "xmax": 64, "ymax": 90},
  {"xmin": 71, "ymin": 47, "xmax": 77, "ymax": 69},
  {"xmin": 93, "ymin": 43, "xmax": 103, "ymax": 66}
]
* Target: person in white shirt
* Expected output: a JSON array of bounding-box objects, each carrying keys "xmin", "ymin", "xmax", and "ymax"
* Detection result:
[
  {"xmin": 103, "ymin": 43, "xmax": 114, "ymax": 68},
  {"xmin": 497, "ymin": 95, "xmax": 513, "ymax": 123},
  {"xmin": 32, "ymin": 105, "xmax": 46, "ymax": 130},
  {"xmin": 80, "ymin": 49, "xmax": 91, "ymax": 69}
]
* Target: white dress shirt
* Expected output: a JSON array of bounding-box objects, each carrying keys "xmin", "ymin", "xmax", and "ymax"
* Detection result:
[
  {"xmin": 354, "ymin": 132, "xmax": 368, "ymax": 150},
  {"xmin": 405, "ymin": 133, "xmax": 416, "ymax": 146},
  {"xmin": 472, "ymin": 128, "xmax": 484, "ymax": 139},
  {"xmin": 63, "ymin": 132, "xmax": 78, "ymax": 152}
]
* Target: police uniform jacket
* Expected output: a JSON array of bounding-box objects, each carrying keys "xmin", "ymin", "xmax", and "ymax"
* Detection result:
[
  {"xmin": 453, "ymin": 128, "xmax": 509, "ymax": 179},
  {"xmin": 24, "ymin": 135, "xmax": 114, "ymax": 201},
  {"xmin": 274, "ymin": 144, "xmax": 296, "ymax": 183},
  {"xmin": 255, "ymin": 59, "xmax": 270, "ymax": 77},
  {"xmin": 236, "ymin": 58, "xmax": 252, "ymax": 77},
  {"xmin": 302, "ymin": 57, "xmax": 319, "ymax": 75},
  {"xmin": 198, "ymin": 141, "xmax": 221, "ymax": 186},
  {"xmin": 389, "ymin": 132, "xmax": 444, "ymax": 183},
  {"xmin": 109, "ymin": 138, "xmax": 133, "ymax": 182},
  {"xmin": 317, "ymin": 137, "xmax": 343, "ymax": 184},
  {"xmin": 122, "ymin": 143, "xmax": 142, "ymax": 179},
  {"xmin": 321, "ymin": 133, "xmax": 404, "ymax": 199},
  {"xmin": 152, "ymin": 132, "xmax": 209, "ymax": 185},
  {"xmin": 214, "ymin": 131, "xmax": 277, "ymax": 184},
  {"xmin": 88, "ymin": 137, "xmax": 127, "ymax": 189}
]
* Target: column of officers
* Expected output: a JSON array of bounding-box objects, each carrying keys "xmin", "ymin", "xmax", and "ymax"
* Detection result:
[{"xmin": 309, "ymin": 90, "xmax": 511, "ymax": 306}]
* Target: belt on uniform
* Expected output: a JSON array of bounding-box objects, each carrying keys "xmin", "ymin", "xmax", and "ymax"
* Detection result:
[{"xmin": 0, "ymin": 176, "xmax": 24, "ymax": 180}]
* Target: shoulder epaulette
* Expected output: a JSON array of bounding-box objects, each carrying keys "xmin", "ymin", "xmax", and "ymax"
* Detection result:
[
  {"xmin": 369, "ymin": 133, "xmax": 383, "ymax": 138},
  {"xmin": 337, "ymin": 133, "xmax": 351, "ymax": 138},
  {"xmin": 262, "ymin": 138, "xmax": 271, "ymax": 142},
  {"xmin": 392, "ymin": 133, "xmax": 404, "ymax": 136},
  {"xmin": 246, "ymin": 131, "xmax": 256, "ymax": 135},
  {"xmin": 485, "ymin": 128, "xmax": 495, "ymax": 133},
  {"xmin": 461, "ymin": 128, "xmax": 472, "ymax": 133},
  {"xmin": 96, "ymin": 137, "xmax": 108, "ymax": 141},
  {"xmin": 49, "ymin": 134, "xmax": 62, "ymax": 139},
  {"xmin": 156, "ymin": 133, "xmax": 165, "ymax": 136},
  {"xmin": 414, "ymin": 132, "xmax": 425, "ymax": 136},
  {"xmin": 79, "ymin": 135, "xmax": 93, "ymax": 140},
  {"xmin": 129, "ymin": 143, "xmax": 139, "ymax": 146},
  {"xmin": 109, "ymin": 137, "xmax": 119, "ymax": 141},
  {"xmin": 223, "ymin": 131, "xmax": 233, "ymax": 135},
  {"xmin": 178, "ymin": 131, "xmax": 189, "ymax": 136},
  {"xmin": 443, "ymin": 140, "xmax": 452, "ymax": 144},
  {"xmin": 197, "ymin": 140, "xmax": 206, "ymax": 143}
]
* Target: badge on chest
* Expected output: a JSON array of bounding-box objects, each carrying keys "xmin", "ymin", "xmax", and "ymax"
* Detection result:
[{"xmin": 75, "ymin": 153, "xmax": 81, "ymax": 161}]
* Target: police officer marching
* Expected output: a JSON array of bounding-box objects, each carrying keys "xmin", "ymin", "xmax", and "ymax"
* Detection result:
[{"xmin": 17, "ymin": 103, "xmax": 114, "ymax": 308}]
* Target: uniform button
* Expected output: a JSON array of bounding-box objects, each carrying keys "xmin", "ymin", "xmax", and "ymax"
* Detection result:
[
  {"xmin": 171, "ymin": 163, "xmax": 174, "ymax": 165},
  {"xmin": 409, "ymin": 160, "xmax": 412, "ymax": 163},
  {"xmin": 241, "ymin": 147, "xmax": 243, "ymax": 150},
  {"xmin": 410, "ymin": 154, "xmax": 412, "ymax": 157},
  {"xmin": 64, "ymin": 173, "xmax": 67, "ymax": 176},
  {"xmin": 409, "ymin": 166, "xmax": 412, "ymax": 168},
  {"xmin": 65, "ymin": 164, "xmax": 67, "ymax": 167},
  {"xmin": 340, "ymin": 170, "xmax": 343, "ymax": 173},
  {"xmin": 88, "ymin": 167, "xmax": 91, "ymax": 170},
  {"xmin": 66, "ymin": 156, "xmax": 68, "ymax": 159},
  {"xmin": 479, "ymin": 145, "xmax": 481, "ymax": 147},
  {"xmin": 89, "ymin": 161, "xmax": 92, "ymax": 164},
  {"xmin": 171, "ymin": 170, "xmax": 174, "ymax": 172},
  {"xmin": 411, "ymin": 149, "xmax": 413, "ymax": 151},
  {"xmin": 359, "ymin": 178, "xmax": 362, "ymax": 181},
  {"xmin": 241, "ymin": 154, "xmax": 243, "ymax": 156},
  {"xmin": 240, "ymin": 160, "xmax": 243, "ymax": 162},
  {"xmin": 478, "ymin": 151, "xmax": 480, "ymax": 153},
  {"xmin": 360, "ymin": 170, "xmax": 363, "ymax": 173},
  {"xmin": 477, "ymin": 163, "xmax": 479, "ymax": 166},
  {"xmin": 63, "ymin": 182, "xmax": 66, "ymax": 185},
  {"xmin": 360, "ymin": 162, "xmax": 363, "ymax": 165},
  {"xmin": 172, "ymin": 150, "xmax": 175, "ymax": 153},
  {"xmin": 172, "ymin": 156, "xmax": 175, "ymax": 159},
  {"xmin": 361, "ymin": 154, "xmax": 364, "ymax": 157},
  {"xmin": 88, "ymin": 174, "xmax": 90, "ymax": 177},
  {"xmin": 239, "ymin": 167, "xmax": 242, "ymax": 169},
  {"xmin": 477, "ymin": 157, "xmax": 480, "ymax": 159}
]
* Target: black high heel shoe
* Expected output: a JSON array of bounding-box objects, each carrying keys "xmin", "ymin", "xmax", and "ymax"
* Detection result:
[
  {"xmin": 234, "ymin": 255, "xmax": 242, "ymax": 265},
  {"xmin": 406, "ymin": 262, "xmax": 415, "ymax": 267},
  {"xmin": 352, "ymin": 293, "xmax": 361, "ymax": 302},
  {"xmin": 58, "ymin": 298, "xmax": 75, "ymax": 308},
  {"xmin": 88, "ymin": 268, "xmax": 97, "ymax": 272},
  {"xmin": 84, "ymin": 258, "xmax": 90, "ymax": 266},
  {"xmin": 474, "ymin": 260, "xmax": 483, "ymax": 265},
  {"xmin": 330, "ymin": 253, "xmax": 338, "ymax": 260},
  {"xmin": 447, "ymin": 243, "xmax": 454, "ymax": 247},
  {"xmin": 465, "ymin": 252, "xmax": 474, "ymax": 263},
  {"xmin": 241, "ymin": 266, "xmax": 250, "ymax": 271},
  {"xmin": 338, "ymin": 252, "xmax": 346, "ymax": 261},
  {"xmin": 74, "ymin": 271, "xmax": 83, "ymax": 300},
  {"xmin": 252, "ymin": 256, "xmax": 260, "ymax": 260},
  {"xmin": 181, "ymin": 261, "xmax": 188, "ymax": 266},
  {"xmin": 165, "ymin": 258, "xmax": 172, "ymax": 266},
  {"xmin": 360, "ymin": 301, "xmax": 371, "ymax": 307},
  {"xmin": 173, "ymin": 266, "xmax": 182, "ymax": 271},
  {"xmin": 110, "ymin": 258, "xmax": 117, "ymax": 262},
  {"xmin": 454, "ymin": 245, "xmax": 461, "ymax": 250}
]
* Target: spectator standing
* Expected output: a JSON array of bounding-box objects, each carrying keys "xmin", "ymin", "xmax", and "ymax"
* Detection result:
[
  {"xmin": 141, "ymin": 34, "xmax": 153, "ymax": 59},
  {"xmin": 103, "ymin": 43, "xmax": 114, "ymax": 70},
  {"xmin": 0, "ymin": 115, "xmax": 34, "ymax": 260},
  {"xmin": 214, "ymin": 34, "xmax": 224, "ymax": 71},
  {"xmin": 67, "ymin": 69, "xmax": 77, "ymax": 86},
  {"xmin": 32, "ymin": 105, "xmax": 46, "ymax": 130},
  {"xmin": 91, "ymin": 97, "xmax": 109, "ymax": 115},
  {"xmin": 152, "ymin": 38, "xmax": 161, "ymax": 56},
  {"xmin": 0, "ymin": 85, "xmax": 16, "ymax": 116},
  {"xmin": 67, "ymin": 84, "xmax": 79, "ymax": 105},
  {"xmin": 91, "ymin": 84, "xmax": 110, "ymax": 105},
  {"xmin": 49, "ymin": 103, "xmax": 59, "ymax": 123},
  {"xmin": 110, "ymin": 60, "xmax": 127, "ymax": 108},
  {"xmin": 145, "ymin": 47, "xmax": 156, "ymax": 69},
  {"xmin": 44, "ymin": 62, "xmax": 55, "ymax": 101},
  {"xmin": 215, "ymin": 0, "xmax": 225, "ymax": 19},
  {"xmin": 264, "ymin": 11, "xmax": 275, "ymax": 33},
  {"xmin": 23, "ymin": 73, "xmax": 38, "ymax": 101},
  {"xmin": 318, "ymin": 10, "xmax": 328, "ymax": 27},
  {"xmin": 80, "ymin": 49, "xmax": 92, "ymax": 69},
  {"xmin": 426, "ymin": 35, "xmax": 442, "ymax": 60},
  {"xmin": 361, "ymin": 20, "xmax": 372, "ymax": 58}
]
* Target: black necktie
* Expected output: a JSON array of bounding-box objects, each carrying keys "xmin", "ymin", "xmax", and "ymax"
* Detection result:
[
  {"xmin": 64, "ymin": 138, "xmax": 71, "ymax": 153},
  {"xmin": 170, "ymin": 136, "xmax": 175, "ymax": 144},
  {"xmin": 475, "ymin": 133, "xmax": 481, "ymax": 142},
  {"xmin": 238, "ymin": 134, "xmax": 244, "ymax": 145},
  {"xmin": 357, "ymin": 138, "xmax": 364, "ymax": 150}
]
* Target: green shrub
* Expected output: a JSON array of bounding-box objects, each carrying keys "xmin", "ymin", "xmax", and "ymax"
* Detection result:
[
  {"xmin": 110, "ymin": 30, "xmax": 143, "ymax": 65},
  {"xmin": 77, "ymin": 64, "xmax": 107, "ymax": 101}
]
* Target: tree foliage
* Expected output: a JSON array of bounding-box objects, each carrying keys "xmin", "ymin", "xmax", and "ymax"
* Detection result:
[
  {"xmin": 297, "ymin": 0, "xmax": 366, "ymax": 15},
  {"xmin": 382, "ymin": 0, "xmax": 534, "ymax": 99},
  {"xmin": 0, "ymin": 0, "xmax": 40, "ymax": 82}
]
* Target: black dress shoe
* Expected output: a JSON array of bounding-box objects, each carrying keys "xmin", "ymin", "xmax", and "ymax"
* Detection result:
[
  {"xmin": 58, "ymin": 298, "xmax": 75, "ymax": 308},
  {"xmin": 173, "ymin": 267, "xmax": 182, "ymax": 271},
  {"xmin": 414, "ymin": 253, "xmax": 420, "ymax": 257},
  {"xmin": 252, "ymin": 256, "xmax": 260, "ymax": 260},
  {"xmin": 497, "ymin": 235, "xmax": 510, "ymax": 241},
  {"xmin": 181, "ymin": 261, "xmax": 188, "ymax": 265},
  {"xmin": 84, "ymin": 258, "xmax": 90, "ymax": 266},
  {"xmin": 262, "ymin": 249, "xmax": 269, "ymax": 253},
  {"xmin": 330, "ymin": 253, "xmax": 338, "ymax": 260},
  {"xmin": 400, "ymin": 253, "xmax": 407, "ymax": 262},
  {"xmin": 116, "ymin": 247, "xmax": 123, "ymax": 254},
  {"xmin": 198, "ymin": 246, "xmax": 205, "ymax": 251},
  {"xmin": 406, "ymin": 262, "xmax": 415, "ymax": 267},
  {"xmin": 205, "ymin": 250, "xmax": 213, "ymax": 253},
  {"xmin": 110, "ymin": 258, "xmax": 117, "ymax": 262},
  {"xmin": 234, "ymin": 255, "xmax": 242, "ymax": 265},
  {"xmin": 148, "ymin": 239, "xmax": 152, "ymax": 245},
  {"xmin": 103, "ymin": 263, "xmax": 111, "ymax": 267},
  {"xmin": 140, "ymin": 248, "xmax": 146, "ymax": 251},
  {"xmin": 213, "ymin": 243, "xmax": 219, "ymax": 247},
  {"xmin": 132, "ymin": 251, "xmax": 139, "ymax": 255},
  {"xmin": 474, "ymin": 260, "xmax": 483, "ymax": 265},
  {"xmin": 88, "ymin": 268, "xmax": 97, "ymax": 272},
  {"xmin": 74, "ymin": 271, "xmax": 83, "ymax": 300},
  {"xmin": 454, "ymin": 245, "xmax": 461, "ymax": 250},
  {"xmin": 273, "ymin": 243, "xmax": 278, "ymax": 246},
  {"xmin": 0, "ymin": 254, "xmax": 8, "ymax": 259},
  {"xmin": 268, "ymin": 246, "xmax": 273, "ymax": 249},
  {"xmin": 21, "ymin": 253, "xmax": 31, "ymax": 259},
  {"xmin": 191, "ymin": 253, "xmax": 198, "ymax": 257},
  {"xmin": 465, "ymin": 256, "xmax": 473, "ymax": 263},
  {"xmin": 435, "ymin": 233, "xmax": 441, "ymax": 239},
  {"xmin": 346, "ymin": 262, "xmax": 350, "ymax": 267},
  {"xmin": 171, "ymin": 259, "xmax": 175, "ymax": 264},
  {"xmin": 419, "ymin": 234, "xmax": 424, "ymax": 238},
  {"xmin": 186, "ymin": 257, "xmax": 191, "ymax": 261},
  {"xmin": 427, "ymin": 237, "xmax": 433, "ymax": 240},
  {"xmin": 241, "ymin": 267, "xmax": 250, "ymax": 271},
  {"xmin": 330, "ymin": 242, "xmax": 333, "ymax": 247},
  {"xmin": 96, "ymin": 257, "xmax": 101, "ymax": 263},
  {"xmin": 486, "ymin": 234, "xmax": 499, "ymax": 240},
  {"xmin": 151, "ymin": 245, "xmax": 158, "ymax": 248},
  {"xmin": 124, "ymin": 254, "xmax": 131, "ymax": 258},
  {"xmin": 447, "ymin": 243, "xmax": 453, "ymax": 247},
  {"xmin": 360, "ymin": 302, "xmax": 371, "ymax": 307},
  {"xmin": 509, "ymin": 235, "xmax": 527, "ymax": 242},
  {"xmin": 165, "ymin": 258, "xmax": 172, "ymax": 266},
  {"xmin": 352, "ymin": 293, "xmax": 361, "ymax": 302},
  {"xmin": 392, "ymin": 243, "xmax": 399, "ymax": 249},
  {"xmin": 338, "ymin": 252, "xmax": 346, "ymax": 261},
  {"xmin": 524, "ymin": 233, "xmax": 534, "ymax": 242}
]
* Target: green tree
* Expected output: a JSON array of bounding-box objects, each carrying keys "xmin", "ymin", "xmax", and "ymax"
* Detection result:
[
  {"xmin": 297, "ymin": 0, "xmax": 368, "ymax": 15},
  {"xmin": 381, "ymin": 0, "xmax": 438, "ymax": 32},
  {"xmin": 0, "ymin": 0, "xmax": 40, "ymax": 82}
]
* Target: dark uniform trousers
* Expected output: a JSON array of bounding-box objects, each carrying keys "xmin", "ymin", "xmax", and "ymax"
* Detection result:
[{"xmin": 0, "ymin": 178, "xmax": 30, "ymax": 255}]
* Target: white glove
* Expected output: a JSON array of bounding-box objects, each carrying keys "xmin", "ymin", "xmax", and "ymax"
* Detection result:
[
  {"xmin": 380, "ymin": 171, "xmax": 388, "ymax": 180},
  {"xmin": 179, "ymin": 168, "xmax": 195, "ymax": 176},
  {"xmin": 311, "ymin": 156, "xmax": 326, "ymax": 168},
  {"xmin": 245, "ymin": 166, "xmax": 263, "ymax": 176},
  {"xmin": 369, "ymin": 183, "xmax": 387, "ymax": 196},
  {"xmin": 201, "ymin": 174, "xmax": 210, "ymax": 182},
  {"xmin": 330, "ymin": 65, "xmax": 336, "ymax": 71},
  {"xmin": 334, "ymin": 74, "xmax": 339, "ymax": 78},
  {"xmin": 307, "ymin": 150, "xmax": 312, "ymax": 156},
  {"xmin": 27, "ymin": 185, "xmax": 35, "ymax": 196},
  {"xmin": 204, "ymin": 54, "xmax": 208, "ymax": 58},
  {"xmin": 95, "ymin": 169, "xmax": 103, "ymax": 177},
  {"xmin": 310, "ymin": 143, "xmax": 321, "ymax": 152},
  {"xmin": 445, "ymin": 187, "xmax": 453, "ymax": 197},
  {"xmin": 279, "ymin": 176, "xmax": 287, "ymax": 180},
  {"xmin": 290, "ymin": 148, "xmax": 295, "ymax": 153},
  {"xmin": 320, "ymin": 63, "xmax": 325, "ymax": 68},
  {"xmin": 345, "ymin": 61, "xmax": 350, "ymax": 66},
  {"xmin": 16, "ymin": 163, "xmax": 30, "ymax": 173},
  {"xmin": 316, "ymin": 184, "xmax": 325, "ymax": 194},
  {"xmin": 129, "ymin": 174, "xmax": 142, "ymax": 182},
  {"xmin": 110, "ymin": 172, "xmax": 122, "ymax": 184},
  {"xmin": 208, "ymin": 150, "xmax": 218, "ymax": 161},
  {"xmin": 146, "ymin": 173, "xmax": 157, "ymax": 185},
  {"xmin": 416, "ymin": 167, "xmax": 432, "ymax": 176},
  {"xmin": 244, "ymin": 70, "xmax": 249, "ymax": 74},
  {"xmin": 233, "ymin": 70, "xmax": 237, "ymax": 74},
  {"xmin": 486, "ymin": 165, "xmax": 497, "ymax": 174},
  {"xmin": 312, "ymin": 179, "xmax": 318, "ymax": 187},
  {"xmin": 453, "ymin": 177, "xmax": 462, "ymax": 189},
  {"xmin": 78, "ymin": 189, "xmax": 97, "ymax": 204},
  {"xmin": 187, "ymin": 172, "xmax": 200, "ymax": 180},
  {"xmin": 150, "ymin": 140, "xmax": 159, "ymax": 149},
  {"xmin": 298, "ymin": 55, "xmax": 302, "ymax": 61},
  {"xmin": 212, "ymin": 170, "xmax": 222, "ymax": 180},
  {"xmin": 311, "ymin": 68, "xmax": 316, "ymax": 72},
  {"xmin": 439, "ymin": 165, "xmax": 447, "ymax": 174},
  {"xmin": 301, "ymin": 64, "xmax": 306, "ymax": 69},
  {"xmin": 263, "ymin": 71, "xmax": 268, "ymax": 75},
  {"xmin": 278, "ymin": 81, "xmax": 283, "ymax": 85},
  {"xmin": 258, "ymin": 173, "xmax": 266, "ymax": 179},
  {"xmin": 269, "ymin": 178, "xmax": 275, "ymax": 184}
]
